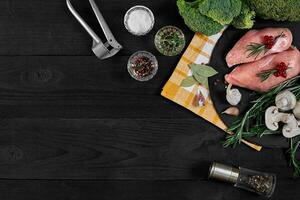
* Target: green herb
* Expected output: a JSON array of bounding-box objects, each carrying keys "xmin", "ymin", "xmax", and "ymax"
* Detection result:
[
  {"xmin": 180, "ymin": 63, "xmax": 218, "ymax": 89},
  {"xmin": 160, "ymin": 32, "xmax": 183, "ymax": 52},
  {"xmin": 256, "ymin": 69, "xmax": 277, "ymax": 82},
  {"xmin": 223, "ymin": 75, "xmax": 300, "ymax": 176},
  {"xmin": 181, "ymin": 76, "xmax": 197, "ymax": 87},
  {"xmin": 191, "ymin": 63, "xmax": 218, "ymax": 77},
  {"xmin": 246, "ymin": 32, "xmax": 286, "ymax": 59},
  {"xmin": 246, "ymin": 43, "xmax": 268, "ymax": 59},
  {"xmin": 289, "ymin": 136, "xmax": 300, "ymax": 177}
]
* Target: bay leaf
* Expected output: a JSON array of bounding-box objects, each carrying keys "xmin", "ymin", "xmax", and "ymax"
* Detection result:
[
  {"xmin": 180, "ymin": 76, "xmax": 197, "ymax": 87},
  {"xmin": 202, "ymin": 78, "xmax": 209, "ymax": 89},
  {"xmin": 191, "ymin": 63, "xmax": 218, "ymax": 77},
  {"xmin": 193, "ymin": 73, "xmax": 209, "ymax": 89}
]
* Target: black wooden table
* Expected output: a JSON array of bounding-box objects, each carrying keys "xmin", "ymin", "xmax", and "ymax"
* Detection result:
[{"xmin": 0, "ymin": 0, "xmax": 299, "ymax": 199}]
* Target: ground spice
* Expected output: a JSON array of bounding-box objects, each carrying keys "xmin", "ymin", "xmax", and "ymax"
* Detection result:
[
  {"xmin": 238, "ymin": 174, "xmax": 275, "ymax": 196},
  {"xmin": 209, "ymin": 163, "xmax": 276, "ymax": 198}
]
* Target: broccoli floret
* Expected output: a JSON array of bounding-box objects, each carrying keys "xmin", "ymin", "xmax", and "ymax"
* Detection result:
[
  {"xmin": 245, "ymin": 0, "xmax": 300, "ymax": 21},
  {"xmin": 231, "ymin": 2, "xmax": 255, "ymax": 29},
  {"xmin": 177, "ymin": 0, "xmax": 224, "ymax": 36},
  {"xmin": 198, "ymin": 0, "xmax": 242, "ymax": 25}
]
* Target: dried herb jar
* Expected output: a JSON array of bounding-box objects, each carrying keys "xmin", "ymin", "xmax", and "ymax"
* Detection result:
[
  {"xmin": 154, "ymin": 26, "xmax": 185, "ymax": 56},
  {"xmin": 209, "ymin": 162, "xmax": 276, "ymax": 198},
  {"xmin": 127, "ymin": 51, "xmax": 158, "ymax": 81}
]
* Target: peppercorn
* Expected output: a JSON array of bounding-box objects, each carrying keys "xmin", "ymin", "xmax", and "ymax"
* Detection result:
[{"xmin": 131, "ymin": 56, "xmax": 155, "ymax": 78}]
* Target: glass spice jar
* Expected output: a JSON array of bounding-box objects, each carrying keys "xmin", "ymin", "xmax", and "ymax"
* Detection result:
[
  {"xmin": 154, "ymin": 26, "xmax": 186, "ymax": 56},
  {"xmin": 127, "ymin": 51, "xmax": 158, "ymax": 81},
  {"xmin": 209, "ymin": 162, "xmax": 276, "ymax": 198}
]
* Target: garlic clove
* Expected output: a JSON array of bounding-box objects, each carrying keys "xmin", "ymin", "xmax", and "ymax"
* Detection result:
[
  {"xmin": 226, "ymin": 84, "xmax": 242, "ymax": 106},
  {"xmin": 222, "ymin": 107, "xmax": 240, "ymax": 116}
]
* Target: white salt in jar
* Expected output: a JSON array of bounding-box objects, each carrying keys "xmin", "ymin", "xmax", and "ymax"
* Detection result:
[{"xmin": 124, "ymin": 5, "xmax": 155, "ymax": 36}]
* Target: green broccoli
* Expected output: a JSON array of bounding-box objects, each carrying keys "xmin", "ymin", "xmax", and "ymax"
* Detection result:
[
  {"xmin": 245, "ymin": 0, "xmax": 300, "ymax": 21},
  {"xmin": 231, "ymin": 2, "xmax": 255, "ymax": 29},
  {"xmin": 177, "ymin": 0, "xmax": 224, "ymax": 36},
  {"xmin": 197, "ymin": 0, "xmax": 242, "ymax": 25}
]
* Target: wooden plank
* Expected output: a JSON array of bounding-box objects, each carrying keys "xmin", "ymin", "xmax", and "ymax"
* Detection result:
[
  {"xmin": 0, "ymin": 55, "xmax": 198, "ymax": 118},
  {"xmin": 0, "ymin": 0, "xmax": 192, "ymax": 56},
  {"xmin": 0, "ymin": 179, "xmax": 299, "ymax": 200},
  {"xmin": 0, "ymin": 118, "xmax": 295, "ymax": 179}
]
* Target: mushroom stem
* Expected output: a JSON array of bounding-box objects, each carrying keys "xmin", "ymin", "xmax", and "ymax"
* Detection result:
[
  {"xmin": 265, "ymin": 106, "xmax": 292, "ymax": 131},
  {"xmin": 282, "ymin": 115, "xmax": 300, "ymax": 138}
]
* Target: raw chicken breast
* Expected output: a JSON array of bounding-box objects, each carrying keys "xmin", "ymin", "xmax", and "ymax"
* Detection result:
[
  {"xmin": 226, "ymin": 28, "xmax": 293, "ymax": 67},
  {"xmin": 225, "ymin": 47, "xmax": 300, "ymax": 92}
]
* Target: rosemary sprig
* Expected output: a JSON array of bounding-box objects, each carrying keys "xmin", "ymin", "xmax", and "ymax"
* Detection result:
[
  {"xmin": 246, "ymin": 32, "xmax": 286, "ymax": 59},
  {"xmin": 289, "ymin": 136, "xmax": 300, "ymax": 177},
  {"xmin": 256, "ymin": 69, "xmax": 277, "ymax": 82},
  {"xmin": 223, "ymin": 75, "xmax": 300, "ymax": 176},
  {"xmin": 246, "ymin": 43, "xmax": 268, "ymax": 59}
]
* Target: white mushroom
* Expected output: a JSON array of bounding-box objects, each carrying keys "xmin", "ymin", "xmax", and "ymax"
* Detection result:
[
  {"xmin": 275, "ymin": 90, "xmax": 297, "ymax": 111},
  {"xmin": 226, "ymin": 84, "xmax": 242, "ymax": 106},
  {"xmin": 265, "ymin": 106, "xmax": 292, "ymax": 131},
  {"xmin": 282, "ymin": 115, "xmax": 300, "ymax": 138},
  {"xmin": 293, "ymin": 101, "xmax": 300, "ymax": 119}
]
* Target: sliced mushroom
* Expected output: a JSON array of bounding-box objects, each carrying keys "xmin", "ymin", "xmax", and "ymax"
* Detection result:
[
  {"xmin": 265, "ymin": 106, "xmax": 292, "ymax": 131},
  {"xmin": 282, "ymin": 115, "xmax": 300, "ymax": 138},
  {"xmin": 293, "ymin": 102, "xmax": 300, "ymax": 119},
  {"xmin": 275, "ymin": 90, "xmax": 297, "ymax": 111}
]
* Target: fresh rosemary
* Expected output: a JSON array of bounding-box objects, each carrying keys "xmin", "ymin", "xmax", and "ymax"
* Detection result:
[
  {"xmin": 256, "ymin": 69, "xmax": 277, "ymax": 82},
  {"xmin": 246, "ymin": 43, "xmax": 268, "ymax": 59},
  {"xmin": 289, "ymin": 136, "xmax": 300, "ymax": 177},
  {"xmin": 223, "ymin": 75, "xmax": 300, "ymax": 176},
  {"xmin": 246, "ymin": 32, "xmax": 286, "ymax": 59}
]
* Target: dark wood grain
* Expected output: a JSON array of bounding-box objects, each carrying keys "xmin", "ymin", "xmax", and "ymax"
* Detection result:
[
  {"xmin": 1, "ymin": 180, "xmax": 300, "ymax": 200},
  {"xmin": 0, "ymin": 118, "xmax": 296, "ymax": 179},
  {"xmin": 0, "ymin": 0, "xmax": 299, "ymax": 199},
  {"xmin": 0, "ymin": 0, "xmax": 191, "ymax": 56}
]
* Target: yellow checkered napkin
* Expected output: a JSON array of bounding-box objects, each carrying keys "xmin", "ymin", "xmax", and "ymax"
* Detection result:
[{"xmin": 161, "ymin": 31, "xmax": 227, "ymax": 130}]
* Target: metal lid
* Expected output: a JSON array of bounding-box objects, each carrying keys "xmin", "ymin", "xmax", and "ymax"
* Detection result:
[{"xmin": 209, "ymin": 162, "xmax": 239, "ymax": 184}]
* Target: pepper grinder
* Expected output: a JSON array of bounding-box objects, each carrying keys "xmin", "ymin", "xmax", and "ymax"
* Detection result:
[{"xmin": 209, "ymin": 162, "xmax": 276, "ymax": 198}]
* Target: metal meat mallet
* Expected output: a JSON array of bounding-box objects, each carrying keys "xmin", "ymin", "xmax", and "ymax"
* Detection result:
[{"xmin": 66, "ymin": 0, "xmax": 122, "ymax": 59}]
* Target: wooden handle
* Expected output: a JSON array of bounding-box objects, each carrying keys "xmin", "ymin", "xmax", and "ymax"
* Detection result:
[{"xmin": 241, "ymin": 139, "xmax": 262, "ymax": 151}]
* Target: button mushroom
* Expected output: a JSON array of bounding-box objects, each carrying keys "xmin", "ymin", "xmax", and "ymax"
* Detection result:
[
  {"xmin": 293, "ymin": 101, "xmax": 300, "ymax": 119},
  {"xmin": 226, "ymin": 84, "xmax": 242, "ymax": 106},
  {"xmin": 275, "ymin": 90, "xmax": 297, "ymax": 111},
  {"xmin": 265, "ymin": 106, "xmax": 292, "ymax": 131},
  {"xmin": 282, "ymin": 115, "xmax": 300, "ymax": 138}
]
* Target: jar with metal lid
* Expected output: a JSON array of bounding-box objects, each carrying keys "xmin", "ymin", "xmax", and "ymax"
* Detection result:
[{"xmin": 209, "ymin": 162, "xmax": 276, "ymax": 198}]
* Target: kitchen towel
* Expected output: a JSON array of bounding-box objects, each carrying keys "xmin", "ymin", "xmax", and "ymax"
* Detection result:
[
  {"xmin": 161, "ymin": 31, "xmax": 227, "ymax": 130},
  {"xmin": 161, "ymin": 30, "xmax": 262, "ymax": 151}
]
